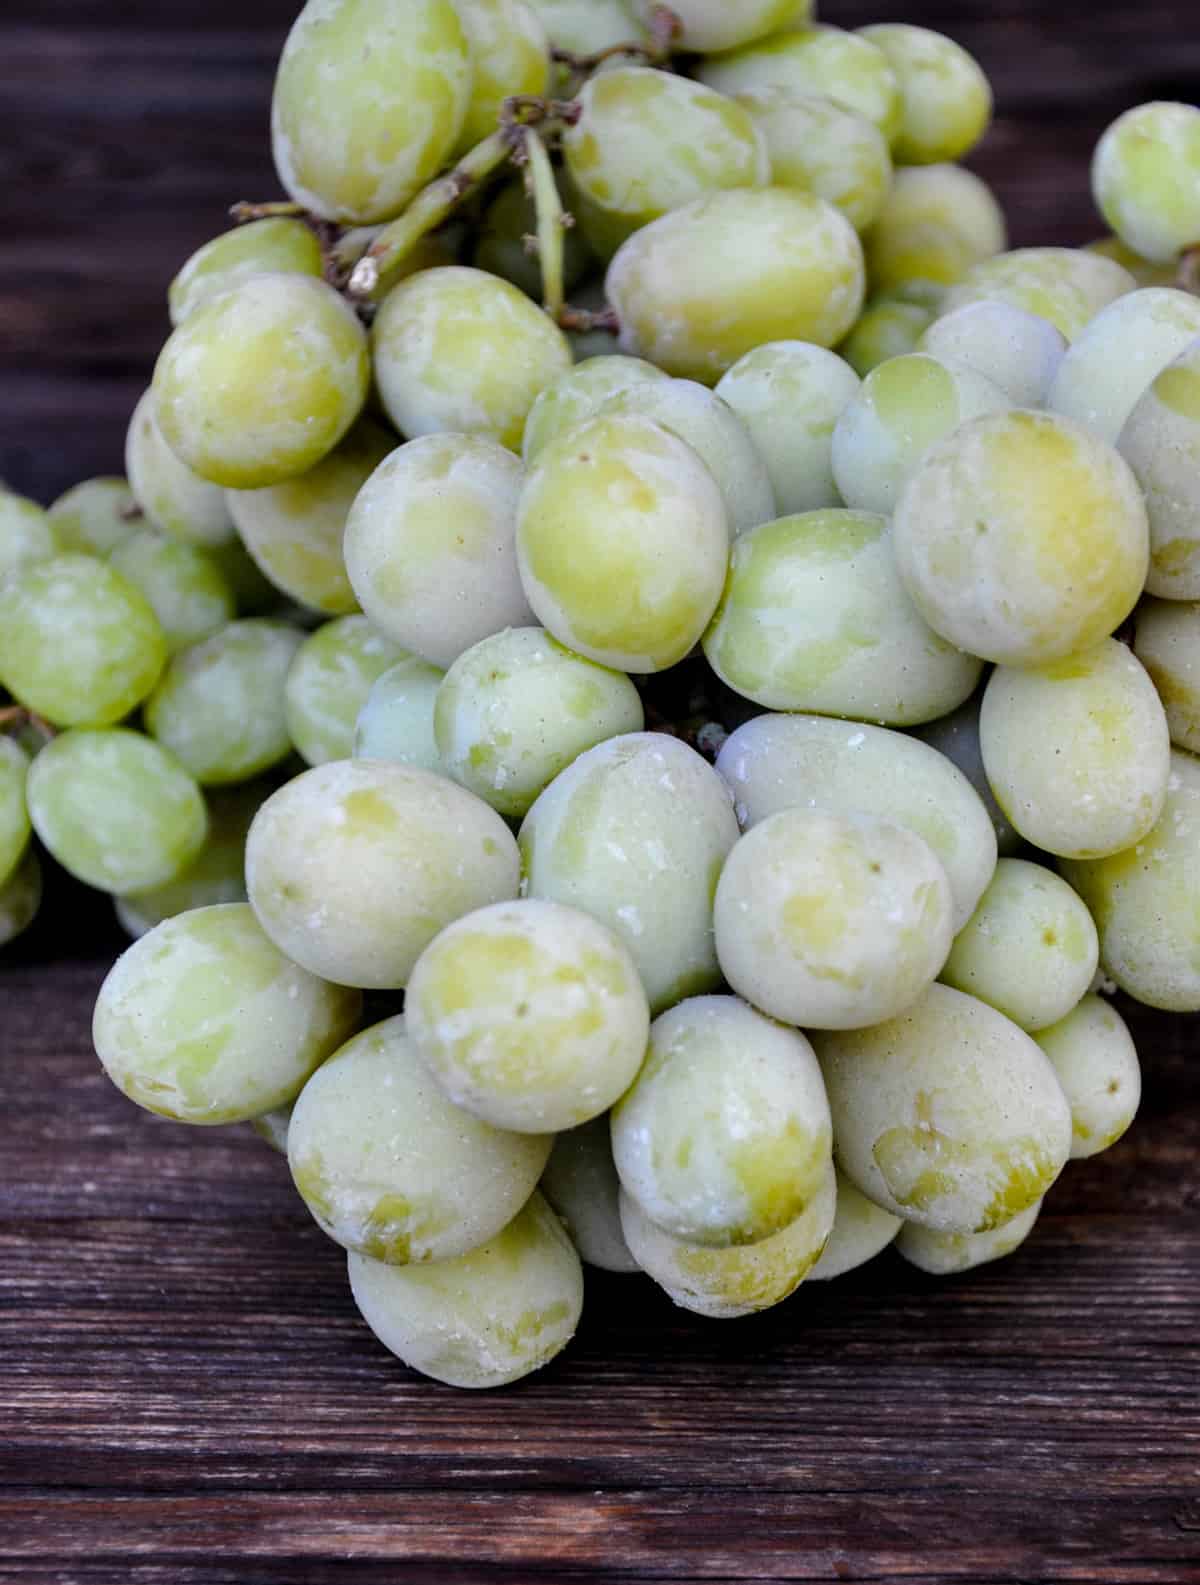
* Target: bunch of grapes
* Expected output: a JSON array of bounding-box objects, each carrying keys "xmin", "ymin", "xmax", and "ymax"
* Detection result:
[{"xmin": 4, "ymin": 0, "xmax": 1200, "ymax": 1389}]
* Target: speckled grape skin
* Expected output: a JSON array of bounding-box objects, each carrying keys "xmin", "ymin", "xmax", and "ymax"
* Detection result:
[
  {"xmin": 371, "ymin": 267, "xmax": 571, "ymax": 452},
  {"xmin": 47, "ymin": 478, "xmax": 139, "ymax": 557},
  {"xmin": 745, "ymin": 93, "xmax": 892, "ymax": 235},
  {"xmin": 152, "ymin": 274, "xmax": 370, "ymax": 490},
  {"xmin": 353, "ymin": 656, "xmax": 444, "ymax": 770},
  {"xmin": 454, "ymin": 0, "xmax": 548, "ymax": 154},
  {"xmin": 168, "ymin": 219, "xmax": 323, "ymax": 327},
  {"xmin": 896, "ymin": 1199, "xmax": 1041, "ymax": 1276},
  {"xmin": 703, "ymin": 509, "xmax": 981, "ymax": 724},
  {"xmin": 1134, "ymin": 598, "xmax": 1200, "ymax": 753},
  {"xmin": 27, "ymin": 728, "xmax": 207, "ymax": 894},
  {"xmin": 434, "ymin": 627, "xmax": 644, "ymax": 818},
  {"xmin": 809, "ymin": 1167, "xmax": 901, "ymax": 1280},
  {"xmin": 619, "ymin": 1163, "xmax": 836, "ymax": 1319},
  {"xmin": 344, "ymin": 434, "xmax": 534, "ymax": 668},
  {"xmin": 0, "ymin": 738, "xmax": 30, "ymax": 889},
  {"xmin": 862, "ymin": 165, "xmax": 1007, "ymax": 306},
  {"xmin": 520, "ymin": 733, "xmax": 740, "ymax": 1015},
  {"xmin": 0, "ymin": 494, "xmax": 56, "ymax": 579},
  {"xmin": 246, "ymin": 759, "xmax": 520, "ymax": 989},
  {"xmin": 607, "ymin": 189, "xmax": 865, "ymax": 384},
  {"xmin": 858, "ymin": 24, "xmax": 991, "ymax": 166},
  {"xmin": 1034, "ymin": 995, "xmax": 1141, "ymax": 1160},
  {"xmin": 839, "ymin": 298, "xmax": 934, "ymax": 377},
  {"xmin": 910, "ymin": 695, "xmax": 1021, "ymax": 858},
  {"xmin": 919, "ymin": 301, "xmax": 1066, "ymax": 407},
  {"xmin": 715, "ymin": 714, "xmax": 998, "ymax": 932},
  {"xmin": 1118, "ymin": 340, "xmax": 1200, "ymax": 599},
  {"xmin": 271, "ymin": 0, "xmax": 472, "ymax": 224},
  {"xmin": 126, "ymin": 390, "xmax": 237, "ymax": 549},
  {"xmin": 348, "ymin": 1189, "xmax": 582, "ymax": 1388},
  {"xmin": 251, "ymin": 1102, "xmax": 294, "ymax": 1154},
  {"xmin": 0, "ymin": 850, "xmax": 41, "ymax": 948},
  {"xmin": 941, "ymin": 248, "xmax": 1136, "ymax": 342},
  {"xmin": 108, "ymin": 528, "xmax": 235, "ymax": 656},
  {"xmin": 285, "ymin": 616, "xmax": 403, "ymax": 767},
  {"xmin": 94, "ymin": 903, "xmax": 361, "ymax": 1125},
  {"xmin": 522, "ymin": 356, "xmax": 669, "ymax": 465},
  {"xmin": 1092, "ymin": 102, "xmax": 1200, "ymax": 265},
  {"xmin": 638, "ymin": 0, "xmax": 810, "ymax": 53},
  {"xmin": 541, "ymin": 1116, "xmax": 640, "ymax": 1273},
  {"xmin": 893, "ymin": 411, "xmax": 1149, "ymax": 668},
  {"xmin": 816, "ymin": 984, "xmax": 1071, "ymax": 1234},
  {"xmin": 289, "ymin": 1015, "xmax": 551, "ymax": 1264},
  {"xmin": 980, "ymin": 641, "xmax": 1170, "ymax": 860}
]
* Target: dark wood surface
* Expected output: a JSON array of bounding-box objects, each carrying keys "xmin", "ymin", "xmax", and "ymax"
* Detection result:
[{"xmin": 2, "ymin": 3, "xmax": 1199, "ymax": 1581}]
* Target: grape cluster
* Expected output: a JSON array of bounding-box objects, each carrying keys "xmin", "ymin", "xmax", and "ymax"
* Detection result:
[{"xmin": 3, "ymin": 0, "xmax": 1199, "ymax": 1391}]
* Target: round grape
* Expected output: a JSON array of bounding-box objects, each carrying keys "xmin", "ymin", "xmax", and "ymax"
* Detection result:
[
  {"xmin": 108, "ymin": 527, "xmax": 235, "ymax": 655},
  {"xmin": 839, "ymin": 297, "xmax": 934, "ymax": 377},
  {"xmin": 168, "ymin": 218, "xmax": 324, "ymax": 326},
  {"xmin": 47, "ymin": 477, "xmax": 139, "ymax": 557},
  {"xmin": 353, "ymin": 655, "xmax": 444, "ymax": 770},
  {"xmin": 896, "ymin": 1200, "xmax": 1041, "ymax": 1276},
  {"xmin": 0, "ymin": 738, "xmax": 31, "ymax": 889},
  {"xmin": 941, "ymin": 247, "xmax": 1136, "ymax": 341},
  {"xmin": 0, "ymin": 850, "xmax": 41, "ymax": 948},
  {"xmin": 454, "ymin": 0, "xmax": 549, "ymax": 154},
  {"xmin": 636, "ymin": 0, "xmax": 811, "ymax": 54},
  {"xmin": 522, "ymin": 0, "xmax": 645, "ymax": 58},
  {"xmin": 1134, "ymin": 597, "xmax": 1200, "ymax": 752},
  {"xmin": 1087, "ymin": 233, "xmax": 1180, "ymax": 288},
  {"xmin": 863, "ymin": 165, "xmax": 1007, "ymax": 306},
  {"xmin": 918, "ymin": 300, "xmax": 1067, "ymax": 407},
  {"xmin": 809, "ymin": 1168, "xmax": 901, "ymax": 1281},
  {"xmin": 540, "ymin": 1117, "xmax": 639, "ymax": 1274},
  {"xmin": 1034, "ymin": 995, "xmax": 1141, "ymax": 1160},
  {"xmin": 285, "ymin": 615, "xmax": 403, "ymax": 766},
  {"xmin": 909, "ymin": 695, "xmax": 1021, "ymax": 858},
  {"xmin": 522, "ymin": 355, "xmax": 668, "ymax": 465},
  {"xmin": 1092, "ymin": 101, "xmax": 1200, "ymax": 265},
  {"xmin": 746, "ymin": 93, "xmax": 891, "ymax": 234},
  {"xmin": 125, "ymin": 390, "xmax": 237, "ymax": 549},
  {"xmin": 858, "ymin": 24, "xmax": 991, "ymax": 166},
  {"xmin": 1117, "ymin": 338, "xmax": 1200, "ymax": 599},
  {"xmin": 0, "ymin": 493, "xmax": 56, "ymax": 579}
]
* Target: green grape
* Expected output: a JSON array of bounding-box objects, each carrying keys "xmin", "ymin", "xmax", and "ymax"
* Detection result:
[
  {"xmin": 225, "ymin": 419, "xmax": 395, "ymax": 617},
  {"xmin": 896, "ymin": 1200, "xmax": 1041, "ymax": 1276},
  {"xmin": 540, "ymin": 1116, "xmax": 639, "ymax": 1273},
  {"xmin": 246, "ymin": 759, "xmax": 520, "ymax": 988},
  {"xmin": 1117, "ymin": 339, "xmax": 1200, "ymax": 599},
  {"xmin": 1047, "ymin": 288, "xmax": 1200, "ymax": 445},
  {"xmin": 893, "ymin": 411, "xmax": 1149, "ymax": 668},
  {"xmin": 520, "ymin": 733, "xmax": 740, "ymax": 1013},
  {"xmin": 941, "ymin": 247, "xmax": 1136, "ymax": 342},
  {"xmin": 522, "ymin": 355, "xmax": 668, "ymax": 464},
  {"xmin": 473, "ymin": 179, "xmax": 592, "ymax": 302},
  {"xmin": 1061, "ymin": 750, "xmax": 1200, "ymax": 1012},
  {"xmin": 94, "ymin": 903, "xmax": 360, "ymax": 1124},
  {"xmin": 1087, "ymin": 234, "xmax": 1180, "ymax": 288},
  {"xmin": 832, "ymin": 353, "xmax": 1010, "ymax": 516},
  {"xmin": 1135, "ymin": 597, "xmax": 1200, "ymax": 753},
  {"xmin": 1034, "ymin": 995, "xmax": 1141, "ymax": 1159},
  {"xmin": 816, "ymin": 983, "xmax": 1071, "ymax": 1233},
  {"xmin": 634, "ymin": 0, "xmax": 811, "ymax": 54},
  {"xmin": 207, "ymin": 536, "xmax": 282, "ymax": 615},
  {"xmin": 454, "ymin": 0, "xmax": 549, "ymax": 154},
  {"xmin": 1092, "ymin": 102, "xmax": 1200, "ymax": 265},
  {"xmin": 271, "ymin": 0, "xmax": 472, "ymax": 224},
  {"xmin": 522, "ymin": 0, "xmax": 644, "ymax": 58},
  {"xmin": 618, "ymin": 1163, "xmax": 836, "ymax": 1319},
  {"xmin": 0, "ymin": 554, "xmax": 166, "ymax": 727},
  {"xmin": 909, "ymin": 695, "xmax": 1020, "ymax": 857},
  {"xmin": 434, "ymin": 626, "xmax": 644, "ymax": 817},
  {"xmin": 152, "ymin": 274, "xmax": 370, "ymax": 489},
  {"xmin": 745, "ymin": 93, "xmax": 892, "ymax": 234},
  {"xmin": 858, "ymin": 24, "xmax": 991, "ymax": 166},
  {"xmin": 863, "ymin": 165, "xmax": 1007, "ymax": 306},
  {"xmin": 289, "ymin": 1013, "xmax": 551, "ymax": 1262},
  {"xmin": 715, "ymin": 341, "xmax": 860, "ymax": 514},
  {"xmin": 145, "ymin": 620, "xmax": 303, "ymax": 786},
  {"xmin": 607, "ymin": 188, "xmax": 865, "ymax": 383},
  {"xmin": 348, "ymin": 1190, "xmax": 582, "ymax": 1388},
  {"xmin": 344, "ymin": 433, "xmax": 533, "ymax": 667},
  {"xmin": 839, "ymin": 297, "xmax": 934, "ymax": 377},
  {"xmin": 714, "ymin": 808, "xmax": 954, "ymax": 1030},
  {"xmin": 0, "ymin": 849, "xmax": 41, "ymax": 947},
  {"xmin": 980, "ymin": 641, "xmax": 1170, "ymax": 859},
  {"xmin": 715, "ymin": 713, "xmax": 998, "ymax": 931},
  {"xmin": 0, "ymin": 493, "xmax": 56, "ymax": 579},
  {"xmin": 47, "ymin": 477, "xmax": 139, "ymax": 557},
  {"xmin": 516, "ymin": 413, "xmax": 729, "ymax": 672},
  {"xmin": 563, "ymin": 68, "xmax": 768, "ymax": 258},
  {"xmin": 704, "ymin": 510, "xmax": 981, "ymax": 724},
  {"xmin": 612, "ymin": 995, "xmax": 830, "ymax": 1246},
  {"xmin": 809, "ymin": 1168, "xmax": 901, "ymax": 1280},
  {"xmin": 353, "ymin": 655, "xmax": 444, "ymax": 769},
  {"xmin": 918, "ymin": 300, "xmax": 1067, "ymax": 407},
  {"xmin": 285, "ymin": 615, "xmax": 403, "ymax": 766},
  {"xmin": 372, "ymin": 267, "xmax": 571, "ymax": 451},
  {"xmin": 940, "ymin": 859, "xmax": 1099, "ymax": 1033},
  {"xmin": 0, "ymin": 738, "xmax": 30, "ymax": 888},
  {"xmin": 27, "ymin": 727, "xmax": 206, "ymax": 894},
  {"xmin": 125, "ymin": 390, "xmax": 237, "ymax": 549},
  {"xmin": 168, "ymin": 218, "xmax": 324, "ymax": 326},
  {"xmin": 251, "ymin": 1103, "xmax": 294, "ymax": 1154},
  {"xmin": 108, "ymin": 527, "xmax": 235, "ymax": 656}
]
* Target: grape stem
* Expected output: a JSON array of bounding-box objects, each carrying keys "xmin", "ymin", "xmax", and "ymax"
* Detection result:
[
  {"xmin": 517, "ymin": 130, "xmax": 567, "ymax": 319},
  {"xmin": 229, "ymin": 200, "xmax": 306, "ymax": 224},
  {"xmin": 0, "ymin": 705, "xmax": 54, "ymax": 740},
  {"xmin": 557, "ymin": 302, "xmax": 620, "ymax": 334}
]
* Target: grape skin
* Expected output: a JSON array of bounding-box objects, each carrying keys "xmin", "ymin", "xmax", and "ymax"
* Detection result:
[
  {"xmin": 909, "ymin": 695, "xmax": 1021, "ymax": 858},
  {"xmin": 1134, "ymin": 597, "xmax": 1200, "ymax": 753},
  {"xmin": 108, "ymin": 527, "xmax": 235, "ymax": 656},
  {"xmin": 745, "ymin": 93, "xmax": 892, "ymax": 234},
  {"xmin": 919, "ymin": 301, "xmax": 1067, "ymax": 408},
  {"xmin": 454, "ymin": 0, "xmax": 549, "ymax": 156},
  {"xmin": 1034, "ymin": 995, "xmax": 1141, "ymax": 1160},
  {"xmin": 1091, "ymin": 101, "xmax": 1200, "ymax": 265},
  {"xmin": 0, "ymin": 493, "xmax": 57, "ymax": 579},
  {"xmin": 640, "ymin": 0, "xmax": 812, "ymax": 55},
  {"xmin": 126, "ymin": 390, "xmax": 237, "ymax": 549},
  {"xmin": 1117, "ymin": 338, "xmax": 1200, "ymax": 600},
  {"xmin": 522, "ymin": 355, "xmax": 668, "ymax": 465},
  {"xmin": 839, "ymin": 297, "xmax": 934, "ymax": 377},
  {"xmin": 285, "ymin": 615, "xmax": 404, "ymax": 767},
  {"xmin": 353, "ymin": 656, "xmax": 445, "ymax": 771},
  {"xmin": 168, "ymin": 218, "xmax": 323, "ymax": 327},
  {"xmin": 540, "ymin": 1116, "xmax": 640, "ymax": 1274},
  {"xmin": 47, "ymin": 477, "xmax": 139, "ymax": 557},
  {"xmin": 940, "ymin": 247, "xmax": 1136, "ymax": 342},
  {"xmin": 862, "ymin": 165, "xmax": 1007, "ymax": 307},
  {"xmin": 809, "ymin": 1168, "xmax": 901, "ymax": 1281},
  {"xmin": 0, "ymin": 738, "xmax": 31, "ymax": 890},
  {"xmin": 858, "ymin": 24, "xmax": 992, "ymax": 167},
  {"xmin": 896, "ymin": 1200, "xmax": 1042, "ymax": 1276}
]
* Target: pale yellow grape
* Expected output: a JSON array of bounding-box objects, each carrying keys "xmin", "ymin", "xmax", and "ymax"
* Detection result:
[
  {"xmin": 858, "ymin": 24, "xmax": 991, "ymax": 166},
  {"xmin": 809, "ymin": 1168, "xmax": 901, "ymax": 1280},
  {"xmin": 980, "ymin": 641, "xmax": 1170, "ymax": 859},
  {"xmin": 1092, "ymin": 102, "xmax": 1200, "ymax": 265},
  {"xmin": 271, "ymin": 0, "xmax": 472, "ymax": 224},
  {"xmin": 839, "ymin": 298, "xmax": 934, "ymax": 377},
  {"xmin": 0, "ymin": 494, "xmax": 56, "ymax": 578},
  {"xmin": 893, "ymin": 411, "xmax": 1149, "ymax": 667},
  {"xmin": 715, "ymin": 713, "xmax": 998, "ymax": 931},
  {"xmin": 832, "ymin": 353, "xmax": 1010, "ymax": 516},
  {"xmin": 941, "ymin": 248, "xmax": 1136, "ymax": 342},
  {"xmin": 910, "ymin": 695, "xmax": 1021, "ymax": 857},
  {"xmin": 0, "ymin": 553, "xmax": 167, "ymax": 727},
  {"xmin": 454, "ymin": 0, "xmax": 549, "ymax": 154},
  {"xmin": 540, "ymin": 1116, "xmax": 639, "ymax": 1273},
  {"xmin": 168, "ymin": 218, "xmax": 323, "ymax": 326},
  {"xmin": 0, "ymin": 850, "xmax": 41, "ymax": 948},
  {"xmin": 1117, "ymin": 339, "xmax": 1200, "ymax": 599},
  {"xmin": 108, "ymin": 527, "xmax": 235, "ymax": 655},
  {"xmin": 289, "ymin": 1014, "xmax": 551, "ymax": 1263},
  {"xmin": 434, "ymin": 626, "xmax": 644, "ymax": 817},
  {"xmin": 285, "ymin": 615, "xmax": 403, "ymax": 766},
  {"xmin": 522, "ymin": 356, "xmax": 668, "ymax": 464},
  {"xmin": 347, "ymin": 1190, "xmax": 582, "ymax": 1388},
  {"xmin": 0, "ymin": 738, "xmax": 30, "ymax": 889},
  {"xmin": 94, "ymin": 903, "xmax": 360, "ymax": 1125},
  {"xmin": 26, "ymin": 728, "xmax": 207, "ymax": 894},
  {"xmin": 473, "ymin": 179, "xmax": 592, "ymax": 302},
  {"xmin": 1134, "ymin": 597, "xmax": 1200, "ymax": 752},
  {"xmin": 353, "ymin": 656, "xmax": 444, "ymax": 770},
  {"xmin": 344, "ymin": 434, "xmax": 534, "ymax": 668},
  {"xmin": 47, "ymin": 477, "xmax": 138, "ymax": 557},
  {"xmin": 226, "ymin": 419, "xmax": 395, "ymax": 616},
  {"xmin": 152, "ymin": 274, "xmax": 370, "ymax": 489},
  {"xmin": 919, "ymin": 300, "xmax": 1066, "ymax": 407},
  {"xmin": 125, "ymin": 390, "xmax": 236, "ymax": 549},
  {"xmin": 815, "ymin": 983, "xmax": 1071, "ymax": 1233},
  {"xmin": 372, "ymin": 267, "xmax": 571, "ymax": 451},
  {"xmin": 563, "ymin": 68, "xmax": 768, "ymax": 258},
  {"xmin": 1034, "ymin": 995, "xmax": 1141, "ymax": 1159},
  {"xmin": 251, "ymin": 1104, "xmax": 293, "ymax": 1154},
  {"xmin": 519, "ymin": 733, "xmax": 740, "ymax": 1013},
  {"xmin": 1087, "ymin": 234, "xmax": 1180, "ymax": 288},
  {"xmin": 618, "ymin": 1165, "xmax": 836, "ymax": 1319},
  {"xmin": 246, "ymin": 759, "xmax": 520, "ymax": 989},
  {"xmin": 703, "ymin": 510, "xmax": 982, "ymax": 723},
  {"xmin": 1061, "ymin": 750, "xmax": 1200, "ymax": 1012},
  {"xmin": 863, "ymin": 165, "xmax": 1007, "ymax": 306},
  {"xmin": 896, "ymin": 1200, "xmax": 1041, "ymax": 1276},
  {"xmin": 744, "ymin": 93, "xmax": 891, "ymax": 234},
  {"xmin": 635, "ymin": 0, "xmax": 811, "ymax": 54},
  {"xmin": 715, "ymin": 341, "xmax": 861, "ymax": 514},
  {"xmin": 607, "ymin": 188, "xmax": 865, "ymax": 383},
  {"xmin": 145, "ymin": 620, "xmax": 304, "ymax": 786},
  {"xmin": 515, "ymin": 413, "xmax": 728, "ymax": 672},
  {"xmin": 523, "ymin": 0, "xmax": 644, "ymax": 57}
]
